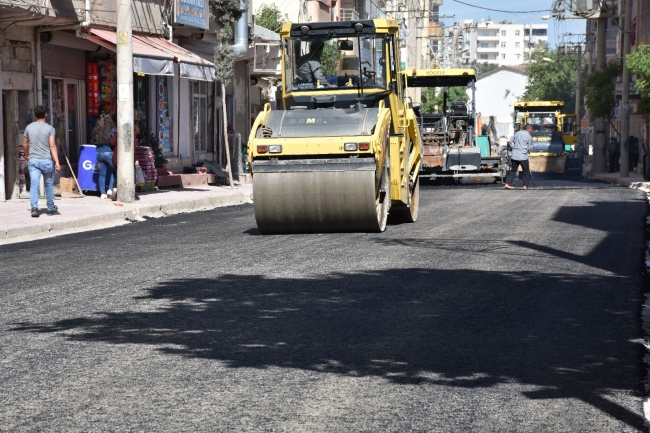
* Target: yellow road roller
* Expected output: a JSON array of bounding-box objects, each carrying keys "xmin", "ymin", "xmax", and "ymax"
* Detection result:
[{"xmin": 248, "ymin": 19, "xmax": 428, "ymax": 234}]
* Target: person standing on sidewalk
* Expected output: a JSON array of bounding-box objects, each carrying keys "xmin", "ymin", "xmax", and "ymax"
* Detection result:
[
  {"xmin": 22, "ymin": 105, "xmax": 60, "ymax": 217},
  {"xmin": 504, "ymin": 124, "xmax": 534, "ymax": 190},
  {"xmin": 628, "ymin": 135, "xmax": 639, "ymax": 172},
  {"xmin": 608, "ymin": 136, "xmax": 620, "ymax": 173},
  {"xmin": 92, "ymin": 113, "xmax": 117, "ymax": 200}
]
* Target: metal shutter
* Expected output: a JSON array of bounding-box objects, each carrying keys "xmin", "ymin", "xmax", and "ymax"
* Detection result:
[{"xmin": 41, "ymin": 44, "xmax": 86, "ymax": 80}]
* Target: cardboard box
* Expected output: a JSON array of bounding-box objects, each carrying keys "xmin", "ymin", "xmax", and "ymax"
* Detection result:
[{"xmin": 60, "ymin": 177, "xmax": 79, "ymax": 194}]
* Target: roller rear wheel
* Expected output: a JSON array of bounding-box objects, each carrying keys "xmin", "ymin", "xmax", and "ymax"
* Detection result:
[{"xmin": 389, "ymin": 175, "xmax": 419, "ymax": 223}]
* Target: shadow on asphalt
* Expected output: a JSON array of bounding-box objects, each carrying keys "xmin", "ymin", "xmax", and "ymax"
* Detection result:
[{"xmin": 11, "ymin": 267, "xmax": 646, "ymax": 430}]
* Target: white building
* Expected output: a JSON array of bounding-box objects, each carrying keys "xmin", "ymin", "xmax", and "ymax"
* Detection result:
[
  {"xmin": 458, "ymin": 20, "xmax": 548, "ymax": 66},
  {"xmin": 469, "ymin": 66, "xmax": 528, "ymax": 139}
]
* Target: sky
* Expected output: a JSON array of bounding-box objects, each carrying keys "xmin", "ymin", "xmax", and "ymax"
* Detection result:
[{"xmin": 437, "ymin": 0, "xmax": 588, "ymax": 47}]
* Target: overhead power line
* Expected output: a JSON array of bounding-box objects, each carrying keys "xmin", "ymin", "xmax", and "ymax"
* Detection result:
[{"xmin": 450, "ymin": 0, "xmax": 553, "ymax": 14}]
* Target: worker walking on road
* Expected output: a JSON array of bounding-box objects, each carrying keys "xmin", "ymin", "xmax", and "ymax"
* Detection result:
[{"xmin": 504, "ymin": 124, "xmax": 534, "ymax": 190}]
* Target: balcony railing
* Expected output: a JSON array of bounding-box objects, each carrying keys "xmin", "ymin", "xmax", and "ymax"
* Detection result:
[{"xmin": 339, "ymin": 8, "xmax": 360, "ymax": 21}]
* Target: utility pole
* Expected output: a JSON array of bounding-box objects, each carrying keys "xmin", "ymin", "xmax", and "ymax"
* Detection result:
[
  {"xmin": 619, "ymin": 0, "xmax": 633, "ymax": 177},
  {"xmin": 585, "ymin": 20, "xmax": 593, "ymax": 156},
  {"xmin": 116, "ymin": 0, "xmax": 135, "ymax": 202},
  {"xmin": 414, "ymin": 1, "xmax": 423, "ymax": 102},
  {"xmin": 575, "ymin": 43, "xmax": 582, "ymax": 143},
  {"xmin": 593, "ymin": 16, "xmax": 607, "ymax": 172}
]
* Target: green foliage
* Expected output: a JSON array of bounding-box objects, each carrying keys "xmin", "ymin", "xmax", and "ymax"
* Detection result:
[
  {"xmin": 584, "ymin": 60, "xmax": 622, "ymax": 120},
  {"xmin": 320, "ymin": 42, "xmax": 342, "ymax": 77},
  {"xmin": 523, "ymin": 43, "xmax": 583, "ymax": 113},
  {"xmin": 467, "ymin": 61, "xmax": 499, "ymax": 79},
  {"xmin": 255, "ymin": 3, "xmax": 288, "ymax": 33},
  {"xmin": 214, "ymin": 44, "xmax": 236, "ymax": 85},
  {"xmin": 142, "ymin": 131, "xmax": 168, "ymax": 167},
  {"xmin": 421, "ymin": 86, "xmax": 469, "ymax": 113},
  {"xmin": 627, "ymin": 44, "xmax": 650, "ymax": 115},
  {"xmin": 209, "ymin": 0, "xmax": 246, "ymax": 85},
  {"xmin": 209, "ymin": 0, "xmax": 245, "ymax": 41}
]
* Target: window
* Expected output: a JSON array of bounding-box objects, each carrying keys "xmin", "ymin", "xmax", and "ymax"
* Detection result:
[
  {"xmin": 134, "ymin": 75, "xmax": 148, "ymax": 142},
  {"xmin": 156, "ymin": 76, "xmax": 172, "ymax": 153},
  {"xmin": 480, "ymin": 42, "xmax": 489, "ymax": 48},
  {"xmin": 532, "ymin": 28, "xmax": 547, "ymax": 36},
  {"xmin": 501, "ymin": 54, "xmax": 506, "ymax": 59},
  {"xmin": 515, "ymin": 30, "xmax": 520, "ymax": 36},
  {"xmin": 478, "ymin": 30, "xmax": 489, "ymax": 36},
  {"xmin": 501, "ymin": 30, "xmax": 506, "ymax": 36},
  {"xmin": 285, "ymin": 35, "xmax": 387, "ymax": 92},
  {"xmin": 501, "ymin": 42, "xmax": 506, "ymax": 48},
  {"xmin": 515, "ymin": 42, "xmax": 520, "ymax": 48},
  {"xmin": 515, "ymin": 54, "xmax": 520, "ymax": 59},
  {"xmin": 193, "ymin": 80, "xmax": 207, "ymax": 152},
  {"xmin": 480, "ymin": 54, "xmax": 488, "ymax": 60}
]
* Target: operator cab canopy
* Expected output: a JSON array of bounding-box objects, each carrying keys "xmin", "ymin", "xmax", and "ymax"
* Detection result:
[{"xmin": 402, "ymin": 68, "xmax": 476, "ymax": 87}]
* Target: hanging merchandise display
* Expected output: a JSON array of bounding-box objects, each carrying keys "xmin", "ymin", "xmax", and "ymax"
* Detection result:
[
  {"xmin": 100, "ymin": 63, "xmax": 114, "ymax": 113},
  {"xmin": 87, "ymin": 62, "xmax": 99, "ymax": 116}
]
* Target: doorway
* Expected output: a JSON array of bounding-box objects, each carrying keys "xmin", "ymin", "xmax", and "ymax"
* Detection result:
[{"xmin": 42, "ymin": 77, "xmax": 83, "ymax": 178}]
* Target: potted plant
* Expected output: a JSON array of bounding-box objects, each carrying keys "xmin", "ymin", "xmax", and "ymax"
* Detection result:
[{"xmin": 147, "ymin": 132, "xmax": 169, "ymax": 175}]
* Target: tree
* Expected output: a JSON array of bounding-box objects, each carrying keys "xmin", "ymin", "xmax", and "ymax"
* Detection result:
[
  {"xmin": 627, "ymin": 44, "xmax": 650, "ymax": 116},
  {"xmin": 467, "ymin": 60, "xmax": 499, "ymax": 79},
  {"xmin": 320, "ymin": 42, "xmax": 342, "ymax": 77},
  {"xmin": 255, "ymin": 3, "xmax": 288, "ymax": 33},
  {"xmin": 584, "ymin": 60, "xmax": 622, "ymax": 134},
  {"xmin": 210, "ymin": 0, "xmax": 245, "ymax": 189},
  {"xmin": 421, "ymin": 86, "xmax": 469, "ymax": 113},
  {"xmin": 523, "ymin": 43, "xmax": 583, "ymax": 114}
]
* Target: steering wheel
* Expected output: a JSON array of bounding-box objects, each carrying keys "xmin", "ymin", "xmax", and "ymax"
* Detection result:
[{"xmin": 362, "ymin": 67, "xmax": 376, "ymax": 81}]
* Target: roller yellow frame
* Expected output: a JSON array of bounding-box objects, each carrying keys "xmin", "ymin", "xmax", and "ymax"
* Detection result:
[
  {"xmin": 247, "ymin": 19, "xmax": 435, "ymax": 234},
  {"xmin": 513, "ymin": 101, "xmax": 580, "ymax": 173}
]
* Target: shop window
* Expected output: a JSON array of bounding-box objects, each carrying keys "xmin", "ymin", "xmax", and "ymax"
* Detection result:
[
  {"xmin": 157, "ymin": 76, "xmax": 172, "ymax": 153},
  {"xmin": 193, "ymin": 81, "xmax": 207, "ymax": 152},
  {"xmin": 134, "ymin": 74, "xmax": 148, "ymax": 145}
]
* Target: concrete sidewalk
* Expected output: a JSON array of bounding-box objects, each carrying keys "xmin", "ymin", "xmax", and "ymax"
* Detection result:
[
  {"xmin": 0, "ymin": 184, "xmax": 253, "ymax": 244},
  {"xmin": 586, "ymin": 163, "xmax": 650, "ymax": 192}
]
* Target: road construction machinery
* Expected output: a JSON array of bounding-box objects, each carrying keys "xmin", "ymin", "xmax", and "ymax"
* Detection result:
[
  {"xmin": 247, "ymin": 19, "xmax": 424, "ymax": 234},
  {"xmin": 513, "ymin": 101, "xmax": 581, "ymax": 173},
  {"xmin": 410, "ymin": 69, "xmax": 508, "ymax": 184}
]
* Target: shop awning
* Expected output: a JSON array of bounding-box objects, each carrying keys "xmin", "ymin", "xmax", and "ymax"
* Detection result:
[
  {"xmin": 141, "ymin": 37, "xmax": 215, "ymax": 81},
  {"xmin": 82, "ymin": 29, "xmax": 215, "ymax": 80}
]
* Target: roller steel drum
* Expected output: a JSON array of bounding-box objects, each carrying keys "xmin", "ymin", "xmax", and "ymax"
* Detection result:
[
  {"xmin": 252, "ymin": 159, "xmax": 386, "ymax": 234},
  {"xmin": 528, "ymin": 154, "xmax": 567, "ymax": 173}
]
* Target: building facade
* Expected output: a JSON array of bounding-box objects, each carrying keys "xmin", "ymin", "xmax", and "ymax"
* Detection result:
[
  {"xmin": 0, "ymin": 0, "xmax": 260, "ymax": 199},
  {"xmin": 441, "ymin": 20, "xmax": 548, "ymax": 66}
]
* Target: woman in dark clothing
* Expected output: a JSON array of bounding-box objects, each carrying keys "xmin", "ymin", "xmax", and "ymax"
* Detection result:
[{"xmin": 92, "ymin": 113, "xmax": 116, "ymax": 199}]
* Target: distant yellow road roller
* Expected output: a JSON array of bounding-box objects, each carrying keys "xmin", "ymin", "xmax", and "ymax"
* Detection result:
[{"xmin": 248, "ymin": 19, "xmax": 433, "ymax": 234}]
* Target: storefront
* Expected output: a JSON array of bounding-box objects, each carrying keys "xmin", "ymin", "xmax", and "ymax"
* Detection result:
[
  {"xmin": 82, "ymin": 28, "xmax": 214, "ymax": 171},
  {"xmin": 40, "ymin": 32, "xmax": 99, "ymax": 178}
]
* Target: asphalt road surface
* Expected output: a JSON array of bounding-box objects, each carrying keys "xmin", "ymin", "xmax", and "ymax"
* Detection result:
[{"xmin": 1, "ymin": 174, "xmax": 648, "ymax": 432}]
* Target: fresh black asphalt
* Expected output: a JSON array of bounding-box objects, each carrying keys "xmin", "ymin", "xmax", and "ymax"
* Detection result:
[{"xmin": 0, "ymin": 173, "xmax": 648, "ymax": 432}]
